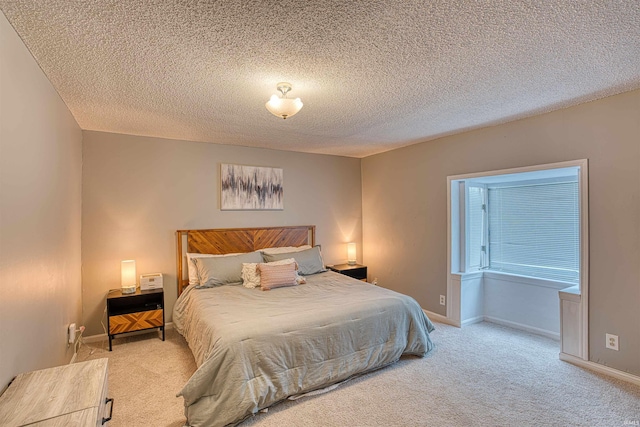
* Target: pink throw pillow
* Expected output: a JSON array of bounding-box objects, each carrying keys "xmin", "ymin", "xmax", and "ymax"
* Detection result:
[{"xmin": 258, "ymin": 262, "xmax": 298, "ymax": 291}]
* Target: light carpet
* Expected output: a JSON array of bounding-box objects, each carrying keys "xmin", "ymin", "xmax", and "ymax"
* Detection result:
[{"xmin": 77, "ymin": 322, "xmax": 640, "ymax": 426}]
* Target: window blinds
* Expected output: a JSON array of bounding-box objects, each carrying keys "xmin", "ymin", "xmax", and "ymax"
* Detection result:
[{"xmin": 488, "ymin": 181, "xmax": 579, "ymax": 284}]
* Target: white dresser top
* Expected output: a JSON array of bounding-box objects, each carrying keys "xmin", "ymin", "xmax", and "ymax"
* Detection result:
[{"xmin": 0, "ymin": 358, "xmax": 108, "ymax": 426}]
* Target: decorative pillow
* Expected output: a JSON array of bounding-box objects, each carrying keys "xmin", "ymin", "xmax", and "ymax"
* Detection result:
[
  {"xmin": 241, "ymin": 262, "xmax": 262, "ymax": 289},
  {"xmin": 194, "ymin": 251, "xmax": 262, "ymax": 288},
  {"xmin": 186, "ymin": 252, "xmax": 240, "ymax": 286},
  {"xmin": 260, "ymin": 245, "xmax": 312, "ymax": 255},
  {"xmin": 261, "ymin": 245, "xmax": 327, "ymax": 276},
  {"xmin": 258, "ymin": 262, "xmax": 299, "ymax": 291},
  {"xmin": 242, "ymin": 258, "xmax": 306, "ymax": 289}
]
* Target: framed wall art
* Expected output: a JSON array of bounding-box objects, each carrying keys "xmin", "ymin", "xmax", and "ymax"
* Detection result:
[{"xmin": 220, "ymin": 163, "xmax": 283, "ymax": 210}]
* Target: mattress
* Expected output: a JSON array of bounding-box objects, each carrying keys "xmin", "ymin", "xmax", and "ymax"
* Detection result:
[{"xmin": 173, "ymin": 271, "xmax": 435, "ymax": 427}]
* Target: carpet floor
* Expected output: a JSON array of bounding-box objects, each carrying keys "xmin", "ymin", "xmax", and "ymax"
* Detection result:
[{"xmin": 78, "ymin": 321, "xmax": 640, "ymax": 426}]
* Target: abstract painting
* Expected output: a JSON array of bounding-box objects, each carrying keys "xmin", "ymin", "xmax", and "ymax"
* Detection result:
[{"xmin": 220, "ymin": 164, "xmax": 284, "ymax": 210}]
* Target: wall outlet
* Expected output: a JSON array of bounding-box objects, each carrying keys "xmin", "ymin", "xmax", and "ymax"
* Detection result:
[
  {"xmin": 605, "ymin": 333, "xmax": 619, "ymax": 351},
  {"xmin": 439, "ymin": 295, "xmax": 446, "ymax": 306},
  {"xmin": 68, "ymin": 323, "xmax": 76, "ymax": 345}
]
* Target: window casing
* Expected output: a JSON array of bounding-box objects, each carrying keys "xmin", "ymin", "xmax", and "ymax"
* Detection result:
[{"xmin": 466, "ymin": 184, "xmax": 487, "ymax": 271}]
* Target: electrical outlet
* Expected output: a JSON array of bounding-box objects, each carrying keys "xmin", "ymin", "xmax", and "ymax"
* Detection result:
[
  {"xmin": 372, "ymin": 277, "xmax": 378, "ymax": 286},
  {"xmin": 605, "ymin": 333, "xmax": 619, "ymax": 351},
  {"xmin": 439, "ymin": 295, "xmax": 446, "ymax": 306},
  {"xmin": 68, "ymin": 323, "xmax": 76, "ymax": 345}
]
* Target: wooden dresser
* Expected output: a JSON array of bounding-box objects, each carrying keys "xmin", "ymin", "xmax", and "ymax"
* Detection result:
[{"xmin": 0, "ymin": 358, "xmax": 112, "ymax": 426}]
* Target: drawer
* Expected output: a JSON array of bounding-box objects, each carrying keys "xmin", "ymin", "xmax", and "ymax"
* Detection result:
[
  {"xmin": 98, "ymin": 363, "xmax": 112, "ymax": 426},
  {"xmin": 340, "ymin": 267, "xmax": 367, "ymax": 280},
  {"xmin": 30, "ymin": 408, "xmax": 100, "ymax": 426},
  {"xmin": 328, "ymin": 264, "xmax": 368, "ymax": 281},
  {"xmin": 109, "ymin": 309, "xmax": 163, "ymax": 334}
]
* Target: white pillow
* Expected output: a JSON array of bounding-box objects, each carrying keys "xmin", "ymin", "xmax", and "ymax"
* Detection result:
[
  {"xmin": 186, "ymin": 252, "xmax": 239, "ymax": 286},
  {"xmin": 241, "ymin": 258, "xmax": 306, "ymax": 289},
  {"xmin": 260, "ymin": 245, "xmax": 312, "ymax": 255}
]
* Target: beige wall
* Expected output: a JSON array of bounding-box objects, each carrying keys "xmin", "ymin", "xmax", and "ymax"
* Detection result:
[
  {"xmin": 81, "ymin": 131, "xmax": 363, "ymax": 336},
  {"xmin": 0, "ymin": 13, "xmax": 83, "ymax": 388},
  {"xmin": 362, "ymin": 89, "xmax": 640, "ymax": 376}
]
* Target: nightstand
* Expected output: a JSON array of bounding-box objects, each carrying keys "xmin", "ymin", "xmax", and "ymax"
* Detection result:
[
  {"xmin": 106, "ymin": 288, "xmax": 164, "ymax": 351},
  {"xmin": 328, "ymin": 263, "xmax": 368, "ymax": 281}
]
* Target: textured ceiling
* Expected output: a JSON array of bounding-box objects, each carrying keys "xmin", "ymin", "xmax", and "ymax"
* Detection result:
[{"xmin": 1, "ymin": 1, "xmax": 639, "ymax": 158}]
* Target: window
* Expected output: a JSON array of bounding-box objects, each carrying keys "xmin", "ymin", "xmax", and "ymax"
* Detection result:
[
  {"xmin": 447, "ymin": 161, "xmax": 588, "ymax": 355},
  {"xmin": 485, "ymin": 179, "xmax": 579, "ymax": 283},
  {"xmin": 455, "ymin": 167, "xmax": 580, "ymax": 284}
]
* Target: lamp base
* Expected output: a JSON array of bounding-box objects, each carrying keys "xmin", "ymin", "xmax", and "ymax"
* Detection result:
[
  {"xmin": 347, "ymin": 260, "xmax": 356, "ymax": 265},
  {"xmin": 121, "ymin": 285, "xmax": 136, "ymax": 294}
]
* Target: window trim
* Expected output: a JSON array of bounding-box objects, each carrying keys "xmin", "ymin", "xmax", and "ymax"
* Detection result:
[{"xmin": 466, "ymin": 183, "xmax": 488, "ymax": 271}]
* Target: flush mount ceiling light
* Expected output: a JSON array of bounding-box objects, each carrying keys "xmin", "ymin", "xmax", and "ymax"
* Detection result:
[{"xmin": 265, "ymin": 82, "xmax": 303, "ymax": 119}]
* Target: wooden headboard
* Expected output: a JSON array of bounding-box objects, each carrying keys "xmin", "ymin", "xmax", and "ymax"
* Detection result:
[{"xmin": 176, "ymin": 225, "xmax": 315, "ymax": 295}]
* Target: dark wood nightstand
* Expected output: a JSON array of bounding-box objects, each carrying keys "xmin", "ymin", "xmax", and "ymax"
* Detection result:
[
  {"xmin": 106, "ymin": 288, "xmax": 164, "ymax": 351},
  {"xmin": 328, "ymin": 263, "xmax": 368, "ymax": 281}
]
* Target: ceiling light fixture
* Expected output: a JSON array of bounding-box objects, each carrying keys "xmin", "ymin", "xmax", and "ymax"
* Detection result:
[{"xmin": 265, "ymin": 82, "xmax": 303, "ymax": 119}]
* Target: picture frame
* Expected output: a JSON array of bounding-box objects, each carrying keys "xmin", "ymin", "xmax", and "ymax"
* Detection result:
[{"xmin": 220, "ymin": 163, "xmax": 283, "ymax": 210}]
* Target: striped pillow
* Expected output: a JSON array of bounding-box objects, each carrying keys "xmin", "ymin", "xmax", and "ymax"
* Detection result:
[
  {"xmin": 258, "ymin": 262, "xmax": 299, "ymax": 291},
  {"xmin": 242, "ymin": 258, "xmax": 301, "ymax": 289}
]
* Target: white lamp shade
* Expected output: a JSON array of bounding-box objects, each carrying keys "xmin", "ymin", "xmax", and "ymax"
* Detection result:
[
  {"xmin": 265, "ymin": 96, "xmax": 303, "ymax": 119},
  {"xmin": 347, "ymin": 243, "xmax": 357, "ymax": 265},
  {"xmin": 121, "ymin": 260, "xmax": 137, "ymax": 287}
]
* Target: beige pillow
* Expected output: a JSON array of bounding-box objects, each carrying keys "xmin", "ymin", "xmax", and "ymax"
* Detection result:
[{"xmin": 258, "ymin": 262, "xmax": 299, "ymax": 291}]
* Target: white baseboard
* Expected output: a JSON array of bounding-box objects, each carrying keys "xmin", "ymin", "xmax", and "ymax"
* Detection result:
[
  {"xmin": 423, "ymin": 310, "xmax": 460, "ymax": 327},
  {"xmin": 83, "ymin": 322, "xmax": 173, "ymax": 343},
  {"xmin": 560, "ymin": 352, "xmax": 640, "ymax": 387},
  {"xmin": 428, "ymin": 312, "xmax": 560, "ymax": 340},
  {"xmin": 484, "ymin": 316, "xmax": 560, "ymax": 341},
  {"xmin": 461, "ymin": 315, "xmax": 484, "ymax": 326}
]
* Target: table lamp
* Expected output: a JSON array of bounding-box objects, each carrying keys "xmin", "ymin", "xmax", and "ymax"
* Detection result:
[
  {"xmin": 347, "ymin": 243, "xmax": 356, "ymax": 265},
  {"xmin": 121, "ymin": 260, "xmax": 137, "ymax": 294}
]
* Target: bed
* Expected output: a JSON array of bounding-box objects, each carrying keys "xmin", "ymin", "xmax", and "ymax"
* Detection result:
[{"xmin": 173, "ymin": 226, "xmax": 435, "ymax": 427}]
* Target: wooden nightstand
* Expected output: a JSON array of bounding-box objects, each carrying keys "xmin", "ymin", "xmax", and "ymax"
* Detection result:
[
  {"xmin": 328, "ymin": 263, "xmax": 368, "ymax": 281},
  {"xmin": 106, "ymin": 288, "xmax": 165, "ymax": 351}
]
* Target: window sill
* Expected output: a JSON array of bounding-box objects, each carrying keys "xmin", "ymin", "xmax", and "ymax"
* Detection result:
[
  {"xmin": 452, "ymin": 271, "xmax": 484, "ymax": 280},
  {"xmin": 451, "ymin": 270, "xmax": 578, "ymax": 291},
  {"xmin": 462, "ymin": 270, "xmax": 577, "ymax": 290},
  {"xmin": 559, "ymin": 285, "xmax": 581, "ymax": 302},
  {"xmin": 484, "ymin": 271, "xmax": 577, "ymax": 290}
]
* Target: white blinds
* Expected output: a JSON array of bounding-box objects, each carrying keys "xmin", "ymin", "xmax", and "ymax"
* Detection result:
[{"xmin": 488, "ymin": 181, "xmax": 579, "ymax": 284}]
